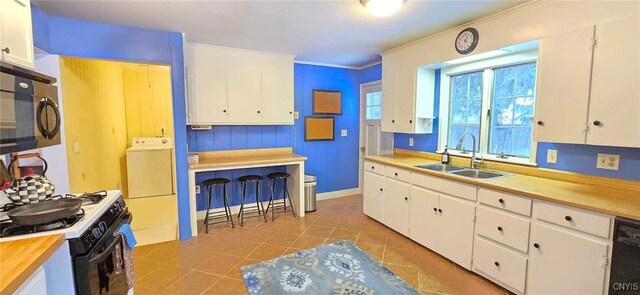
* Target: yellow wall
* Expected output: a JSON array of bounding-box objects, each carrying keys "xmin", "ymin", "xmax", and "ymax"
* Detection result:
[{"xmin": 59, "ymin": 57, "xmax": 172, "ymax": 196}]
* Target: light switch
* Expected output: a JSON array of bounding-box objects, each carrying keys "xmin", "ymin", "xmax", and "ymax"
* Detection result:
[
  {"xmin": 546, "ymin": 149, "xmax": 558, "ymax": 164},
  {"xmin": 409, "ymin": 138, "xmax": 414, "ymax": 147},
  {"xmin": 596, "ymin": 153, "xmax": 620, "ymax": 170},
  {"xmin": 195, "ymin": 185, "xmax": 200, "ymax": 194},
  {"xmin": 341, "ymin": 129, "xmax": 348, "ymax": 136},
  {"xmin": 74, "ymin": 142, "xmax": 80, "ymax": 153},
  {"xmin": 294, "ymin": 111, "xmax": 300, "ymax": 120}
]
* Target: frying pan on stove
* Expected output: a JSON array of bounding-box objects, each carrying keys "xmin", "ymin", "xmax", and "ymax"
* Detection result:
[{"xmin": 8, "ymin": 199, "xmax": 83, "ymax": 226}]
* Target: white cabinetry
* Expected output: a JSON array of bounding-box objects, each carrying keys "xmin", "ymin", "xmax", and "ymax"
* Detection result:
[
  {"xmin": 409, "ymin": 185, "xmax": 439, "ymax": 250},
  {"xmin": 383, "ymin": 178, "xmax": 410, "ymax": 236},
  {"xmin": 380, "ymin": 53, "xmax": 434, "ymax": 134},
  {"xmin": 185, "ymin": 44, "xmax": 294, "ymax": 125},
  {"xmin": 0, "ymin": 0, "xmax": 35, "ymax": 69},
  {"xmin": 436, "ymin": 195, "xmax": 476, "ymax": 269},
  {"xmin": 535, "ymin": 15, "xmax": 640, "ymax": 147},
  {"xmin": 363, "ymin": 170, "xmax": 385, "ymax": 222},
  {"xmin": 15, "ymin": 267, "xmax": 47, "ymax": 295},
  {"xmin": 528, "ymin": 223, "xmax": 609, "ymax": 295}
]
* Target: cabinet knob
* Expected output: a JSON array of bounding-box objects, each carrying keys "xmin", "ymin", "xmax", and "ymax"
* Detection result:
[
  {"xmin": 537, "ymin": 121, "xmax": 544, "ymax": 126},
  {"xmin": 289, "ymin": 111, "xmax": 293, "ymax": 114},
  {"xmin": 494, "ymin": 261, "xmax": 500, "ymax": 267},
  {"xmin": 433, "ymin": 208, "xmax": 437, "ymax": 212},
  {"xmin": 565, "ymin": 215, "xmax": 572, "ymax": 222},
  {"xmin": 223, "ymin": 110, "xmax": 227, "ymax": 113},
  {"xmin": 392, "ymin": 120, "xmax": 395, "ymax": 123},
  {"xmin": 498, "ymin": 198, "xmax": 504, "ymax": 204},
  {"xmin": 380, "ymin": 188, "xmax": 383, "ymax": 192},
  {"xmin": 257, "ymin": 110, "xmax": 261, "ymax": 114},
  {"xmin": 533, "ymin": 243, "xmax": 540, "ymax": 249},
  {"xmin": 593, "ymin": 120, "xmax": 601, "ymax": 126},
  {"xmin": 497, "ymin": 226, "xmax": 503, "ymax": 232},
  {"xmin": 1, "ymin": 47, "xmax": 9, "ymax": 54},
  {"xmin": 371, "ymin": 166, "xmax": 374, "ymax": 170},
  {"xmin": 394, "ymin": 173, "xmax": 398, "ymax": 176},
  {"xmin": 404, "ymin": 197, "xmax": 408, "ymax": 201},
  {"xmin": 409, "ymin": 120, "xmax": 413, "ymax": 124},
  {"xmin": 438, "ymin": 209, "xmax": 442, "ymax": 213}
]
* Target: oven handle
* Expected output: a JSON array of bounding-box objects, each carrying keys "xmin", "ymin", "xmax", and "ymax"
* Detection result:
[{"xmin": 87, "ymin": 212, "xmax": 132, "ymax": 267}]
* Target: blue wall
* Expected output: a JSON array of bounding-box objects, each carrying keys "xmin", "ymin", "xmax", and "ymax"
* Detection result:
[
  {"xmin": 392, "ymin": 70, "xmax": 640, "ymax": 181},
  {"xmin": 30, "ymin": 5, "xmax": 192, "ymax": 240}
]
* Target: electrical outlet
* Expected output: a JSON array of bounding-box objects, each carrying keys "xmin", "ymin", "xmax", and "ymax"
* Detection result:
[
  {"xmin": 596, "ymin": 153, "xmax": 620, "ymax": 170},
  {"xmin": 294, "ymin": 111, "xmax": 300, "ymax": 120},
  {"xmin": 546, "ymin": 149, "xmax": 558, "ymax": 164},
  {"xmin": 341, "ymin": 129, "xmax": 348, "ymax": 136},
  {"xmin": 195, "ymin": 185, "xmax": 200, "ymax": 194},
  {"xmin": 409, "ymin": 138, "xmax": 414, "ymax": 147}
]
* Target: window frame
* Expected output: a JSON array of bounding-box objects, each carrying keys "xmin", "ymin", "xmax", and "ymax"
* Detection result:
[
  {"xmin": 365, "ymin": 91, "xmax": 383, "ymax": 120},
  {"xmin": 438, "ymin": 50, "xmax": 539, "ymax": 165}
]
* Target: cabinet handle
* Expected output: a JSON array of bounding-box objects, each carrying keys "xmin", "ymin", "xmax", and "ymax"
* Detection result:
[
  {"xmin": 1, "ymin": 47, "xmax": 9, "ymax": 54},
  {"xmin": 371, "ymin": 166, "xmax": 375, "ymax": 170},
  {"xmin": 380, "ymin": 188, "xmax": 383, "ymax": 192},
  {"xmin": 593, "ymin": 120, "xmax": 601, "ymax": 126},
  {"xmin": 565, "ymin": 215, "xmax": 572, "ymax": 222},
  {"xmin": 223, "ymin": 110, "xmax": 227, "ymax": 113},
  {"xmin": 438, "ymin": 209, "xmax": 442, "ymax": 213},
  {"xmin": 498, "ymin": 198, "xmax": 504, "ymax": 204},
  {"xmin": 494, "ymin": 261, "xmax": 500, "ymax": 267},
  {"xmin": 533, "ymin": 243, "xmax": 540, "ymax": 249},
  {"xmin": 257, "ymin": 110, "xmax": 261, "ymax": 114},
  {"xmin": 394, "ymin": 173, "xmax": 398, "ymax": 176},
  {"xmin": 409, "ymin": 120, "xmax": 412, "ymax": 124},
  {"xmin": 289, "ymin": 111, "xmax": 293, "ymax": 114},
  {"xmin": 404, "ymin": 197, "xmax": 408, "ymax": 201},
  {"xmin": 392, "ymin": 120, "xmax": 395, "ymax": 123},
  {"xmin": 497, "ymin": 226, "xmax": 503, "ymax": 232},
  {"xmin": 433, "ymin": 208, "xmax": 437, "ymax": 212},
  {"xmin": 537, "ymin": 121, "xmax": 544, "ymax": 126}
]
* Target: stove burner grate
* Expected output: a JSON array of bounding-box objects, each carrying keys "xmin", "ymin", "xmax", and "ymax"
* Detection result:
[{"xmin": 0, "ymin": 209, "xmax": 85, "ymax": 238}]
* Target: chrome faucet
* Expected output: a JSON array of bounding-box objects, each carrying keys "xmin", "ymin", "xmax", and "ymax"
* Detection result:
[{"xmin": 455, "ymin": 132, "xmax": 483, "ymax": 169}]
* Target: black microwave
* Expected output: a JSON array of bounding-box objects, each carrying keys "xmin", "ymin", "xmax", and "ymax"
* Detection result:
[{"xmin": 0, "ymin": 62, "xmax": 61, "ymax": 155}]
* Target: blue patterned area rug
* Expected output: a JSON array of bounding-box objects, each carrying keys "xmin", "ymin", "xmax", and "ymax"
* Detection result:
[{"xmin": 241, "ymin": 240, "xmax": 420, "ymax": 294}]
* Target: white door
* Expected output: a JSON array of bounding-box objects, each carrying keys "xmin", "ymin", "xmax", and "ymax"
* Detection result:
[
  {"xmin": 409, "ymin": 186, "xmax": 440, "ymax": 250},
  {"xmin": 528, "ymin": 223, "xmax": 609, "ymax": 295},
  {"xmin": 588, "ymin": 15, "xmax": 640, "ymax": 148},
  {"xmin": 437, "ymin": 195, "xmax": 476, "ymax": 270},
  {"xmin": 360, "ymin": 81, "xmax": 393, "ymax": 190},
  {"xmin": 534, "ymin": 26, "xmax": 595, "ymax": 144},
  {"xmin": 0, "ymin": 0, "xmax": 34, "ymax": 69},
  {"xmin": 227, "ymin": 70, "xmax": 262, "ymax": 123},
  {"xmin": 383, "ymin": 178, "xmax": 410, "ymax": 236},
  {"xmin": 363, "ymin": 171, "xmax": 385, "ymax": 222}
]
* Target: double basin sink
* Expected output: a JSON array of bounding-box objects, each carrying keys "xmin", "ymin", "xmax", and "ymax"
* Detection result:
[{"xmin": 414, "ymin": 163, "xmax": 512, "ymax": 180}]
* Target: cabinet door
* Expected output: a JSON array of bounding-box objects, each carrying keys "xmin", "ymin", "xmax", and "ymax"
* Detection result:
[
  {"xmin": 186, "ymin": 45, "xmax": 228, "ymax": 124},
  {"xmin": 437, "ymin": 195, "xmax": 476, "ymax": 269},
  {"xmin": 409, "ymin": 186, "xmax": 439, "ymax": 250},
  {"xmin": 261, "ymin": 67, "xmax": 294, "ymax": 124},
  {"xmin": 363, "ymin": 171, "xmax": 385, "ymax": 222},
  {"xmin": 227, "ymin": 70, "xmax": 262, "ymax": 124},
  {"xmin": 528, "ymin": 223, "xmax": 609, "ymax": 295},
  {"xmin": 588, "ymin": 15, "xmax": 640, "ymax": 148},
  {"xmin": 534, "ymin": 26, "xmax": 594, "ymax": 144},
  {"xmin": 381, "ymin": 55, "xmax": 398, "ymax": 132},
  {"xmin": 0, "ymin": 0, "xmax": 34, "ymax": 69},
  {"xmin": 395, "ymin": 65, "xmax": 417, "ymax": 133},
  {"xmin": 384, "ymin": 178, "xmax": 410, "ymax": 236}
]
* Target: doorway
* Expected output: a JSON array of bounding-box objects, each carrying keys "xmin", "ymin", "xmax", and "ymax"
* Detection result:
[{"xmin": 358, "ymin": 80, "xmax": 393, "ymax": 191}]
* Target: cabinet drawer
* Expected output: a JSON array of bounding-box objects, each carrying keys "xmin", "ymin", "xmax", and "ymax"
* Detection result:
[
  {"xmin": 473, "ymin": 238, "xmax": 528, "ymax": 293},
  {"xmin": 364, "ymin": 161, "xmax": 385, "ymax": 175},
  {"xmin": 534, "ymin": 201, "xmax": 612, "ymax": 238},
  {"xmin": 477, "ymin": 206, "xmax": 531, "ymax": 252},
  {"xmin": 411, "ymin": 173, "xmax": 477, "ymax": 201},
  {"xmin": 478, "ymin": 188, "xmax": 532, "ymax": 216},
  {"xmin": 385, "ymin": 166, "xmax": 411, "ymax": 182}
]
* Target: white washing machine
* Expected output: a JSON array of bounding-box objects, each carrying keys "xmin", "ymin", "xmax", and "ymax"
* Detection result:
[{"xmin": 126, "ymin": 137, "xmax": 174, "ymax": 198}]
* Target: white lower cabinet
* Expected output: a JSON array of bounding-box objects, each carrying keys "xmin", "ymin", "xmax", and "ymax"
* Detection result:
[
  {"xmin": 383, "ymin": 178, "xmax": 410, "ymax": 236},
  {"xmin": 15, "ymin": 267, "xmax": 47, "ymax": 295},
  {"xmin": 527, "ymin": 223, "xmax": 610, "ymax": 295},
  {"xmin": 436, "ymin": 195, "xmax": 476, "ymax": 269},
  {"xmin": 409, "ymin": 186, "xmax": 439, "ymax": 250},
  {"xmin": 363, "ymin": 171, "xmax": 385, "ymax": 222},
  {"xmin": 473, "ymin": 238, "xmax": 528, "ymax": 293}
]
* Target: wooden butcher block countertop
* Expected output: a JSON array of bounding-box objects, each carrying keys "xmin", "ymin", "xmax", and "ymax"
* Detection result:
[
  {"xmin": 0, "ymin": 234, "xmax": 64, "ymax": 294},
  {"xmin": 364, "ymin": 150, "xmax": 640, "ymax": 221},
  {"xmin": 189, "ymin": 147, "xmax": 307, "ymax": 170}
]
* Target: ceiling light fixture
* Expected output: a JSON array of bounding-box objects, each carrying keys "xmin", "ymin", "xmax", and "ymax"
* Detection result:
[{"xmin": 360, "ymin": 0, "xmax": 406, "ymax": 17}]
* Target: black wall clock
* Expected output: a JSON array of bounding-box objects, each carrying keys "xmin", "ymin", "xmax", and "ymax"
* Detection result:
[{"xmin": 455, "ymin": 28, "xmax": 479, "ymax": 55}]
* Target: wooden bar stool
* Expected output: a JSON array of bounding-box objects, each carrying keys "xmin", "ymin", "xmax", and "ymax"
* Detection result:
[
  {"xmin": 265, "ymin": 172, "xmax": 296, "ymax": 221},
  {"xmin": 203, "ymin": 178, "xmax": 234, "ymax": 233},
  {"xmin": 237, "ymin": 175, "xmax": 267, "ymax": 226}
]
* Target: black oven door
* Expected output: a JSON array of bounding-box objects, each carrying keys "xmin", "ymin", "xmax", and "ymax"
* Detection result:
[{"xmin": 75, "ymin": 213, "xmax": 132, "ymax": 295}]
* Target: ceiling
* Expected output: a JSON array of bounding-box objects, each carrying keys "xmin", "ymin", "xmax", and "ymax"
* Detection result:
[{"xmin": 33, "ymin": 0, "xmax": 526, "ymax": 68}]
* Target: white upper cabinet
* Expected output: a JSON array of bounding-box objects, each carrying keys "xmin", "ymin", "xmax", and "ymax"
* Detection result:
[
  {"xmin": 381, "ymin": 52, "xmax": 435, "ymax": 134},
  {"xmin": 185, "ymin": 43, "xmax": 294, "ymax": 125},
  {"xmin": 0, "ymin": 0, "xmax": 35, "ymax": 69},
  {"xmin": 535, "ymin": 15, "xmax": 640, "ymax": 147},
  {"xmin": 588, "ymin": 15, "xmax": 640, "ymax": 147}
]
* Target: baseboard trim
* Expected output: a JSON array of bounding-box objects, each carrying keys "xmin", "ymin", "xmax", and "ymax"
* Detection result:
[
  {"xmin": 195, "ymin": 188, "xmax": 361, "ymax": 219},
  {"xmin": 317, "ymin": 188, "xmax": 361, "ymax": 201}
]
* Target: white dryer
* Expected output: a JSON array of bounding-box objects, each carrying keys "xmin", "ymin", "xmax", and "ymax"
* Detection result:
[{"xmin": 126, "ymin": 137, "xmax": 174, "ymax": 198}]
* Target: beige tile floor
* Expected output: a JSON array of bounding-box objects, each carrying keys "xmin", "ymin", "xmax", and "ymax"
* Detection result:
[{"xmin": 132, "ymin": 195, "xmax": 512, "ymax": 294}]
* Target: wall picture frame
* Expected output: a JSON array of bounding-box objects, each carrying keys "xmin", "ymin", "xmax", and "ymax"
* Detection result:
[
  {"xmin": 312, "ymin": 89, "xmax": 342, "ymax": 115},
  {"xmin": 304, "ymin": 116, "xmax": 335, "ymax": 141}
]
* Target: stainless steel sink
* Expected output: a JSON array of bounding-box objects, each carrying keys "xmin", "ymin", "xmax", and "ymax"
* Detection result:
[
  {"xmin": 449, "ymin": 169, "xmax": 511, "ymax": 180},
  {"xmin": 415, "ymin": 163, "xmax": 467, "ymax": 172}
]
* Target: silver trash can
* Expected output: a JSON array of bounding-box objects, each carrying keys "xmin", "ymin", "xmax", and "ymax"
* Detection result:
[{"xmin": 304, "ymin": 175, "xmax": 317, "ymax": 213}]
